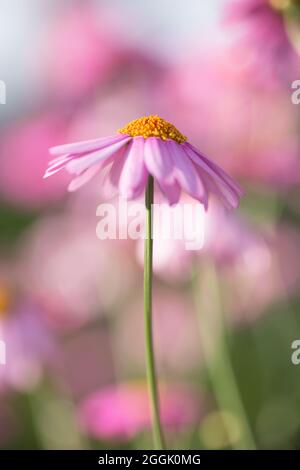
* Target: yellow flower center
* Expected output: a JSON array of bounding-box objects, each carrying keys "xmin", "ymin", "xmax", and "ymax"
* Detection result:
[{"xmin": 118, "ymin": 115, "xmax": 187, "ymax": 144}]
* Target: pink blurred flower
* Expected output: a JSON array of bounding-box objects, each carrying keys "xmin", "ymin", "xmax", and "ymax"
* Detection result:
[
  {"xmin": 0, "ymin": 300, "xmax": 55, "ymax": 391},
  {"xmin": 161, "ymin": 51, "xmax": 300, "ymax": 187},
  {"xmin": 65, "ymin": 57, "xmax": 165, "ymax": 142},
  {"xmin": 18, "ymin": 211, "xmax": 138, "ymax": 330},
  {"xmin": 40, "ymin": 2, "xmax": 123, "ymax": 102},
  {"xmin": 40, "ymin": 2, "xmax": 163, "ymax": 104},
  {"xmin": 224, "ymin": 0, "xmax": 300, "ymax": 86},
  {"xmin": 205, "ymin": 203, "xmax": 270, "ymax": 266},
  {"xmin": 0, "ymin": 112, "xmax": 70, "ymax": 209},
  {"xmin": 45, "ymin": 115, "xmax": 243, "ymax": 210},
  {"xmin": 79, "ymin": 381, "xmax": 202, "ymax": 440},
  {"xmin": 218, "ymin": 222, "xmax": 300, "ymax": 324}
]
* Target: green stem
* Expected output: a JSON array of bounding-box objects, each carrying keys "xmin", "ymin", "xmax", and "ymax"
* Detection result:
[
  {"xmin": 192, "ymin": 262, "xmax": 256, "ymax": 450},
  {"xmin": 144, "ymin": 175, "xmax": 166, "ymax": 450}
]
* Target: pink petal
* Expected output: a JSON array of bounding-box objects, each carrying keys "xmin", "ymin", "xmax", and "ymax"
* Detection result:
[
  {"xmin": 108, "ymin": 147, "xmax": 127, "ymax": 187},
  {"xmin": 43, "ymin": 155, "xmax": 73, "ymax": 178},
  {"xmin": 119, "ymin": 137, "xmax": 148, "ymax": 199},
  {"xmin": 168, "ymin": 140, "xmax": 208, "ymax": 206},
  {"xmin": 68, "ymin": 163, "xmax": 102, "ymax": 191},
  {"xmin": 184, "ymin": 144, "xmax": 241, "ymax": 209},
  {"xmin": 48, "ymin": 153, "xmax": 72, "ymax": 166},
  {"xmin": 66, "ymin": 137, "xmax": 131, "ymax": 175},
  {"xmin": 198, "ymin": 167, "xmax": 240, "ymax": 209},
  {"xmin": 185, "ymin": 143, "xmax": 244, "ymax": 196},
  {"xmin": 144, "ymin": 137, "xmax": 174, "ymax": 184},
  {"xmin": 49, "ymin": 134, "xmax": 127, "ymax": 157},
  {"xmin": 158, "ymin": 180, "xmax": 181, "ymax": 205}
]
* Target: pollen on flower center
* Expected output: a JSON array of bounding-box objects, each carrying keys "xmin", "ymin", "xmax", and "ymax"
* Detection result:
[{"xmin": 118, "ymin": 115, "xmax": 187, "ymax": 144}]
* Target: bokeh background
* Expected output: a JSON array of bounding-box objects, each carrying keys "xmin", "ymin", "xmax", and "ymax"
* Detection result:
[{"xmin": 0, "ymin": 0, "xmax": 300, "ymax": 450}]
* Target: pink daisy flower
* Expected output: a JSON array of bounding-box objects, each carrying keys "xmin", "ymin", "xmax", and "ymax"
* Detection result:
[{"xmin": 44, "ymin": 115, "xmax": 243, "ymax": 210}]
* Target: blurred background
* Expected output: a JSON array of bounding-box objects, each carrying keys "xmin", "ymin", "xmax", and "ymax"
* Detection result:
[{"xmin": 0, "ymin": 0, "xmax": 300, "ymax": 450}]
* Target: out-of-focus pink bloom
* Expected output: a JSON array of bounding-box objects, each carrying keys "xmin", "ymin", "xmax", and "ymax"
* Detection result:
[
  {"xmin": 0, "ymin": 300, "xmax": 55, "ymax": 391},
  {"xmin": 161, "ymin": 51, "xmax": 300, "ymax": 187},
  {"xmin": 40, "ymin": 2, "xmax": 123, "ymax": 102},
  {"xmin": 220, "ymin": 223, "xmax": 300, "ymax": 324},
  {"xmin": 45, "ymin": 115, "xmax": 243, "ymax": 210},
  {"xmin": 205, "ymin": 203, "xmax": 270, "ymax": 266},
  {"xmin": 40, "ymin": 1, "xmax": 163, "ymax": 104},
  {"xmin": 224, "ymin": 0, "xmax": 300, "ymax": 86},
  {"xmin": 18, "ymin": 211, "xmax": 138, "ymax": 330},
  {"xmin": 114, "ymin": 293, "xmax": 202, "ymax": 376},
  {"xmin": 65, "ymin": 56, "xmax": 165, "ymax": 142},
  {"xmin": 79, "ymin": 381, "xmax": 202, "ymax": 440},
  {"xmin": 0, "ymin": 113, "xmax": 70, "ymax": 209}
]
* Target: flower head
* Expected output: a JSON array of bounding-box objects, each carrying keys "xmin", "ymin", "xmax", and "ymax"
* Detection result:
[{"xmin": 45, "ymin": 115, "xmax": 243, "ymax": 210}]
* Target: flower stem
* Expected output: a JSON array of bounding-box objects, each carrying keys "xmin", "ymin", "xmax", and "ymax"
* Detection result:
[
  {"xmin": 144, "ymin": 175, "xmax": 166, "ymax": 450},
  {"xmin": 192, "ymin": 261, "xmax": 256, "ymax": 450}
]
